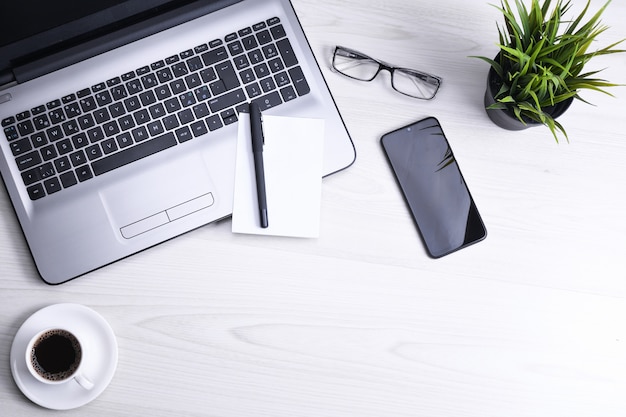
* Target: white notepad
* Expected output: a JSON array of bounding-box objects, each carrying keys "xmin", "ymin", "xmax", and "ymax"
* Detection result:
[{"xmin": 232, "ymin": 113, "xmax": 325, "ymax": 238}]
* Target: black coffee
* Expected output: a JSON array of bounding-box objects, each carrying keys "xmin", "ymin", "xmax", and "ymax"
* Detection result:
[{"xmin": 30, "ymin": 329, "xmax": 82, "ymax": 382}]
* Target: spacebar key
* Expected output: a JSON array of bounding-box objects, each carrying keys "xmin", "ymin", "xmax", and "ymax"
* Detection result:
[{"xmin": 92, "ymin": 132, "xmax": 177, "ymax": 176}]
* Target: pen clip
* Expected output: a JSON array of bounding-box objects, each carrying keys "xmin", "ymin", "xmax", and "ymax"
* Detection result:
[{"xmin": 250, "ymin": 102, "xmax": 265, "ymax": 148}]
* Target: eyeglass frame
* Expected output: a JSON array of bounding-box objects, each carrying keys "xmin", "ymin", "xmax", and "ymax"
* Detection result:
[{"xmin": 331, "ymin": 45, "xmax": 442, "ymax": 100}]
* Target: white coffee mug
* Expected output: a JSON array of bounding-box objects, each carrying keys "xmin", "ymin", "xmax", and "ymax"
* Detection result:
[{"xmin": 25, "ymin": 328, "xmax": 94, "ymax": 390}]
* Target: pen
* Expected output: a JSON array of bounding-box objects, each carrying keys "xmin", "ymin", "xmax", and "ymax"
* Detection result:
[{"xmin": 249, "ymin": 102, "xmax": 269, "ymax": 228}]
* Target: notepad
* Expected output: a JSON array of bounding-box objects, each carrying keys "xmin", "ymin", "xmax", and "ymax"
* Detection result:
[{"xmin": 232, "ymin": 113, "xmax": 325, "ymax": 238}]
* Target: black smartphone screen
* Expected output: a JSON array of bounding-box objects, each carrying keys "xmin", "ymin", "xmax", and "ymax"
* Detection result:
[{"xmin": 381, "ymin": 117, "xmax": 486, "ymax": 257}]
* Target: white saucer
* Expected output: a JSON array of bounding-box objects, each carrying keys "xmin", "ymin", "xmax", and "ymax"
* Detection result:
[{"xmin": 10, "ymin": 303, "xmax": 118, "ymax": 410}]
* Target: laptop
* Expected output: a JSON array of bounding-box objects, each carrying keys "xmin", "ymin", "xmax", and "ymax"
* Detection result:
[{"xmin": 0, "ymin": 0, "xmax": 356, "ymax": 285}]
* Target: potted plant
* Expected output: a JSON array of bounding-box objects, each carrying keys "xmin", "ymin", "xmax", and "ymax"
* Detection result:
[{"xmin": 474, "ymin": 0, "xmax": 624, "ymax": 142}]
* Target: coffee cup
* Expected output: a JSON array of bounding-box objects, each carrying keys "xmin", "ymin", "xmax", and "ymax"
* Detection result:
[{"xmin": 25, "ymin": 328, "xmax": 94, "ymax": 390}]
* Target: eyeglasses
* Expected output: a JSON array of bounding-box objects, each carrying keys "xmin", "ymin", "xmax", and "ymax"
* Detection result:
[{"xmin": 331, "ymin": 46, "xmax": 442, "ymax": 100}]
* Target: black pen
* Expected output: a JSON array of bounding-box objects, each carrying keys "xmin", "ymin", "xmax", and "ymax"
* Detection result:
[{"xmin": 249, "ymin": 102, "xmax": 269, "ymax": 228}]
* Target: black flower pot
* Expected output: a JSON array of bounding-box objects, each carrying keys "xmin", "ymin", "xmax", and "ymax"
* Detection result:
[{"xmin": 484, "ymin": 65, "xmax": 573, "ymax": 131}]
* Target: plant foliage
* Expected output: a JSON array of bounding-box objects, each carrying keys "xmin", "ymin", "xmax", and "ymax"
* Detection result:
[{"xmin": 474, "ymin": 0, "xmax": 624, "ymax": 141}]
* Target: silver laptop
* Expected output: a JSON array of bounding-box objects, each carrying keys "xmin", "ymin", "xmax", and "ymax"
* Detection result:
[{"xmin": 0, "ymin": 0, "xmax": 356, "ymax": 284}]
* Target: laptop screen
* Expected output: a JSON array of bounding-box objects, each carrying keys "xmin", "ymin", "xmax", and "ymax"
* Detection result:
[
  {"xmin": 1, "ymin": 1, "xmax": 132, "ymax": 48},
  {"xmin": 0, "ymin": 0, "xmax": 226, "ymax": 84}
]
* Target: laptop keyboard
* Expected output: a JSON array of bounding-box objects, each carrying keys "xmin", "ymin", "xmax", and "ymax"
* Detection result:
[{"xmin": 2, "ymin": 17, "xmax": 310, "ymax": 201}]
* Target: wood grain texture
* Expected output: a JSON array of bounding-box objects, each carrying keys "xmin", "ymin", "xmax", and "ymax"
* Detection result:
[{"xmin": 1, "ymin": 1, "xmax": 625, "ymax": 416}]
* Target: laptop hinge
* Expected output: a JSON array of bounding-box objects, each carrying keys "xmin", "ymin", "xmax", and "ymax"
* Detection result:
[
  {"xmin": 12, "ymin": 0, "xmax": 241, "ymax": 84},
  {"xmin": 0, "ymin": 70, "xmax": 16, "ymax": 92}
]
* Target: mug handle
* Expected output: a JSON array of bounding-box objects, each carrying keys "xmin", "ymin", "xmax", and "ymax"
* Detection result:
[{"xmin": 74, "ymin": 373, "xmax": 94, "ymax": 390}]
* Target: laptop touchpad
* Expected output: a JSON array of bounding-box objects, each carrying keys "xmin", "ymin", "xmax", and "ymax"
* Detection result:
[{"xmin": 99, "ymin": 155, "xmax": 215, "ymax": 239}]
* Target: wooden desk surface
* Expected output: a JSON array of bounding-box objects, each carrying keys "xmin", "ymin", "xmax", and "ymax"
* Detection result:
[{"xmin": 2, "ymin": 0, "xmax": 625, "ymax": 415}]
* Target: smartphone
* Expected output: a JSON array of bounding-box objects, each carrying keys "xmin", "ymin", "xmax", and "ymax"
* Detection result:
[{"xmin": 381, "ymin": 117, "xmax": 486, "ymax": 257}]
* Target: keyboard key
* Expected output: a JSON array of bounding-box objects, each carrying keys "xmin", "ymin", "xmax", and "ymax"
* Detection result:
[
  {"xmin": 27, "ymin": 183, "xmax": 45, "ymax": 200},
  {"xmin": 175, "ymin": 126, "xmax": 192, "ymax": 143},
  {"xmin": 94, "ymin": 108, "xmax": 111, "ymax": 124},
  {"xmin": 60, "ymin": 171, "xmax": 78, "ymax": 188},
  {"xmin": 80, "ymin": 96, "xmax": 97, "ymax": 113},
  {"xmin": 126, "ymin": 79, "xmax": 143, "ymax": 94},
  {"xmin": 76, "ymin": 88, "xmax": 91, "ymax": 98},
  {"xmin": 102, "ymin": 138, "xmax": 118, "ymax": 154},
  {"xmin": 15, "ymin": 151, "xmax": 41, "ymax": 171},
  {"xmin": 269, "ymin": 58, "xmax": 284, "ymax": 73},
  {"xmin": 76, "ymin": 165, "xmax": 94, "ymax": 182},
  {"xmin": 95, "ymin": 91, "xmax": 113, "ymax": 107},
  {"xmin": 41, "ymin": 144, "xmax": 58, "ymax": 161},
  {"xmin": 186, "ymin": 56, "xmax": 203, "ymax": 72},
  {"xmin": 62, "ymin": 119, "xmax": 79, "ymax": 136},
  {"xmin": 31, "ymin": 105, "xmax": 46, "ymax": 115},
  {"xmin": 54, "ymin": 156, "xmax": 72, "ymax": 173},
  {"xmin": 2, "ymin": 116, "xmax": 15, "ymax": 126},
  {"xmin": 274, "ymin": 72, "xmax": 290, "ymax": 87},
  {"xmin": 56, "ymin": 138, "xmax": 73, "ymax": 155},
  {"xmin": 147, "ymin": 120, "xmax": 165, "ymax": 136},
  {"xmin": 17, "ymin": 120, "xmax": 35, "ymax": 136},
  {"xmin": 106, "ymin": 77, "xmax": 121, "ymax": 87},
  {"xmin": 240, "ymin": 69, "xmax": 256, "ymax": 84},
  {"xmin": 164, "ymin": 97, "xmax": 182, "ymax": 113},
  {"xmin": 267, "ymin": 17, "xmax": 281, "ymax": 26},
  {"xmin": 208, "ymin": 88, "xmax": 246, "ymax": 113},
  {"xmin": 156, "ymin": 67, "xmax": 174, "ymax": 84},
  {"xmin": 201, "ymin": 47, "xmax": 228, "ymax": 66},
  {"xmin": 246, "ymin": 83, "xmax": 262, "ymax": 98},
  {"xmin": 69, "ymin": 150, "xmax": 87, "ymax": 167},
  {"xmin": 191, "ymin": 120, "xmax": 208, "ymax": 137},
  {"xmin": 253, "ymin": 91, "xmax": 282, "ymax": 111},
  {"xmin": 44, "ymin": 177, "xmax": 62, "ymax": 195},
  {"xmin": 179, "ymin": 92, "xmax": 196, "ymax": 108},
  {"xmin": 46, "ymin": 126, "xmax": 63, "ymax": 142},
  {"xmin": 10, "ymin": 138, "xmax": 32, "ymax": 156},
  {"xmin": 200, "ymin": 68, "xmax": 217, "ymax": 83},
  {"xmin": 277, "ymin": 39, "xmax": 298, "ymax": 67},
  {"xmin": 205, "ymin": 115, "xmax": 223, "ymax": 132},
  {"xmin": 216, "ymin": 61, "xmax": 240, "ymax": 90},
  {"xmin": 92, "ymin": 132, "xmax": 177, "ymax": 176},
  {"xmin": 31, "ymin": 132, "xmax": 47, "ymax": 147},
  {"xmin": 253, "ymin": 22, "xmax": 267, "ymax": 31},
  {"xmin": 4, "ymin": 125, "xmax": 19, "ymax": 141},
  {"xmin": 270, "ymin": 24, "xmax": 286, "ymax": 40},
  {"xmin": 116, "ymin": 132, "xmax": 133, "ymax": 149},
  {"xmin": 87, "ymin": 126, "xmax": 105, "ymax": 143},
  {"xmin": 48, "ymin": 109, "xmax": 66, "ymax": 124},
  {"xmin": 289, "ymin": 66, "xmax": 310, "ymax": 96},
  {"xmin": 256, "ymin": 30, "xmax": 272, "ymax": 46},
  {"xmin": 72, "ymin": 132, "xmax": 89, "ymax": 148},
  {"xmin": 172, "ymin": 62, "xmax": 189, "ymax": 77},
  {"xmin": 86, "ymin": 144, "xmax": 103, "ymax": 160},
  {"xmin": 132, "ymin": 126, "xmax": 149, "ymax": 142},
  {"xmin": 46, "ymin": 99, "xmax": 61, "ymax": 109},
  {"xmin": 33, "ymin": 114, "xmax": 51, "ymax": 130},
  {"xmin": 139, "ymin": 90, "xmax": 157, "ymax": 106},
  {"xmin": 163, "ymin": 115, "xmax": 180, "ymax": 131},
  {"xmin": 241, "ymin": 35, "xmax": 258, "ymax": 51},
  {"xmin": 177, "ymin": 109, "xmax": 194, "ymax": 125},
  {"xmin": 78, "ymin": 113, "xmax": 95, "ymax": 130},
  {"xmin": 280, "ymin": 85, "xmax": 297, "ymax": 102},
  {"xmin": 111, "ymin": 85, "xmax": 128, "ymax": 100}
]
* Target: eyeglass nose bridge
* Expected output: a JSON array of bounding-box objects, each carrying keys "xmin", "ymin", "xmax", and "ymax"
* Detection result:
[{"xmin": 371, "ymin": 60, "xmax": 397, "ymax": 81}]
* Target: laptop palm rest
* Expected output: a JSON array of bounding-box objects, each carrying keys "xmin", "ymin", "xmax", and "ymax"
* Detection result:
[{"xmin": 99, "ymin": 154, "xmax": 215, "ymax": 240}]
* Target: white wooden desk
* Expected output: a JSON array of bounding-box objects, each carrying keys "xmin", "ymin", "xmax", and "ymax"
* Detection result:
[{"xmin": 2, "ymin": 0, "xmax": 626, "ymax": 416}]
